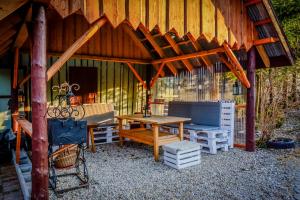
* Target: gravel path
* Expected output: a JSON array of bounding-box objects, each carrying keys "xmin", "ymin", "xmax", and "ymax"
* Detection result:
[{"xmin": 49, "ymin": 143, "xmax": 299, "ymax": 200}]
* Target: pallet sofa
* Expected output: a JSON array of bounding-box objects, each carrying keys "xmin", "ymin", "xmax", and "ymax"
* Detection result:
[{"xmin": 165, "ymin": 101, "xmax": 235, "ymax": 154}]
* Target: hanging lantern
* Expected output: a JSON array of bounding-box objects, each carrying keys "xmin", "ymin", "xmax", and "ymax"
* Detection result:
[
  {"xmin": 18, "ymin": 89, "xmax": 25, "ymax": 103},
  {"xmin": 232, "ymin": 81, "xmax": 242, "ymax": 95}
]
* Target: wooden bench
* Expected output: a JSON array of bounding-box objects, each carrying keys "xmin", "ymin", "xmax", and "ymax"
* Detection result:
[{"xmin": 82, "ymin": 103, "xmax": 117, "ymax": 152}]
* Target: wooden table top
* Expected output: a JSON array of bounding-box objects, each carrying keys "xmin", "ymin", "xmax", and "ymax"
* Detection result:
[{"xmin": 116, "ymin": 115, "xmax": 191, "ymax": 125}]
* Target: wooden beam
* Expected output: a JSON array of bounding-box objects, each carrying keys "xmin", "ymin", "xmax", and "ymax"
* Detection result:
[
  {"xmin": 14, "ymin": 6, "xmax": 32, "ymax": 48},
  {"xmin": 256, "ymin": 44, "xmax": 270, "ymax": 67},
  {"xmin": 0, "ymin": 29, "xmax": 17, "ymax": 43},
  {"xmin": 253, "ymin": 37, "xmax": 279, "ymax": 46},
  {"xmin": 18, "ymin": 73, "xmax": 31, "ymax": 87},
  {"xmin": 126, "ymin": 62, "xmax": 147, "ymax": 89},
  {"xmin": 246, "ymin": 47, "xmax": 256, "ymax": 151},
  {"xmin": 122, "ymin": 22, "xmax": 165, "ymax": 77},
  {"xmin": 222, "ymin": 44, "xmax": 250, "ymax": 88},
  {"xmin": 47, "ymin": 17, "xmax": 107, "ymax": 81},
  {"xmin": 31, "ymin": 6, "xmax": 48, "ymax": 199},
  {"xmin": 152, "ymin": 47, "xmax": 224, "ymax": 64},
  {"xmin": 186, "ymin": 32, "xmax": 213, "ymax": 70},
  {"xmin": 138, "ymin": 24, "xmax": 178, "ymax": 75},
  {"xmin": 254, "ymin": 18, "xmax": 272, "ymax": 26},
  {"xmin": 48, "ymin": 52, "xmax": 151, "ymax": 64},
  {"xmin": 14, "ymin": 23, "xmax": 28, "ymax": 48},
  {"xmin": 244, "ymin": 0, "xmax": 261, "ymax": 7},
  {"xmin": 150, "ymin": 62, "xmax": 165, "ymax": 88},
  {"xmin": 164, "ymin": 33, "xmax": 193, "ymax": 72},
  {"xmin": 13, "ymin": 48, "xmax": 19, "ymax": 89}
]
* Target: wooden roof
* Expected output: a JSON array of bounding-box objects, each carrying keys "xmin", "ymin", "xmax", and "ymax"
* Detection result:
[{"xmin": 0, "ymin": 0, "xmax": 295, "ymax": 74}]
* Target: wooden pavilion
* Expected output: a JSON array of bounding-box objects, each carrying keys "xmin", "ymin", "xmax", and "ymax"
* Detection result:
[{"xmin": 0, "ymin": 0, "xmax": 295, "ymax": 199}]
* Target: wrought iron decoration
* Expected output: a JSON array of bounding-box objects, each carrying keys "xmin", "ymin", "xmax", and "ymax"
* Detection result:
[{"xmin": 46, "ymin": 82, "xmax": 85, "ymax": 120}]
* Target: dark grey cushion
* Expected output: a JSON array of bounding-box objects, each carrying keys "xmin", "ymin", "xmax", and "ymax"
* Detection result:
[
  {"xmin": 168, "ymin": 101, "xmax": 192, "ymax": 118},
  {"xmin": 190, "ymin": 102, "xmax": 221, "ymax": 127}
]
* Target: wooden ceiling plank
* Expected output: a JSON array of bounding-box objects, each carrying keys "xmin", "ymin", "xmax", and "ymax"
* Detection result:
[
  {"xmin": 0, "ymin": 29, "xmax": 17, "ymax": 43},
  {"xmin": 139, "ymin": 24, "xmax": 178, "ymax": 75},
  {"xmin": 164, "ymin": 33, "xmax": 193, "ymax": 72},
  {"xmin": 0, "ymin": 39, "xmax": 14, "ymax": 52}
]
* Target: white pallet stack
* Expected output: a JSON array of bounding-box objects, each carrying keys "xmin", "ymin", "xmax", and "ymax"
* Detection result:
[
  {"xmin": 189, "ymin": 130, "xmax": 229, "ymax": 154},
  {"xmin": 163, "ymin": 141, "xmax": 201, "ymax": 170},
  {"xmin": 220, "ymin": 101, "xmax": 235, "ymax": 148},
  {"xmin": 93, "ymin": 125, "xmax": 119, "ymax": 144}
]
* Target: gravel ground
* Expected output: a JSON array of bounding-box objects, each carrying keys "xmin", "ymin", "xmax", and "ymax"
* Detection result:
[{"xmin": 49, "ymin": 142, "xmax": 299, "ymax": 200}]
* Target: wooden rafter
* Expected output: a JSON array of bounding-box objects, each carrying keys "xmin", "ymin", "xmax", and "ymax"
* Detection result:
[
  {"xmin": 244, "ymin": 0, "xmax": 261, "ymax": 7},
  {"xmin": 254, "ymin": 18, "xmax": 272, "ymax": 26},
  {"xmin": 164, "ymin": 32, "xmax": 193, "ymax": 72},
  {"xmin": 48, "ymin": 52, "xmax": 151, "ymax": 64},
  {"xmin": 123, "ymin": 22, "xmax": 165, "ymax": 77},
  {"xmin": 150, "ymin": 62, "xmax": 165, "ymax": 88},
  {"xmin": 186, "ymin": 33, "xmax": 213, "ymax": 70},
  {"xmin": 14, "ymin": 6, "xmax": 32, "ymax": 48},
  {"xmin": 47, "ymin": 17, "xmax": 107, "ymax": 81},
  {"xmin": 152, "ymin": 47, "xmax": 224, "ymax": 64},
  {"xmin": 253, "ymin": 29, "xmax": 270, "ymax": 68},
  {"xmin": 222, "ymin": 43, "xmax": 250, "ymax": 88},
  {"xmin": 253, "ymin": 37, "xmax": 279, "ymax": 46},
  {"xmin": 138, "ymin": 24, "xmax": 178, "ymax": 75},
  {"xmin": 0, "ymin": 0, "xmax": 28, "ymax": 21},
  {"xmin": 126, "ymin": 62, "xmax": 147, "ymax": 89}
]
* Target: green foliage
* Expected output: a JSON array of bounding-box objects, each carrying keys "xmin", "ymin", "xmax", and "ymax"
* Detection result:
[{"xmin": 272, "ymin": 0, "xmax": 300, "ymax": 57}]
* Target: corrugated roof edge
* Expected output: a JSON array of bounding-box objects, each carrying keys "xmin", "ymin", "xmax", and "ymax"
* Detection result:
[{"xmin": 262, "ymin": 0, "xmax": 296, "ymax": 65}]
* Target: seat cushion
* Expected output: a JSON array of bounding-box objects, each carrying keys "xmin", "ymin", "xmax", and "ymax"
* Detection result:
[{"xmin": 183, "ymin": 124, "xmax": 220, "ymax": 131}]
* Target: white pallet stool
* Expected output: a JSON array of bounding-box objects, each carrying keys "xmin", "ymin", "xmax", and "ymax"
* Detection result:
[
  {"xmin": 93, "ymin": 125, "xmax": 119, "ymax": 144},
  {"xmin": 189, "ymin": 130, "xmax": 229, "ymax": 154},
  {"xmin": 163, "ymin": 141, "xmax": 201, "ymax": 170}
]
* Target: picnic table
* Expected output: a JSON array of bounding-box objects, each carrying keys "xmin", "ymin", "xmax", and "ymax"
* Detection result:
[{"xmin": 116, "ymin": 115, "xmax": 191, "ymax": 161}]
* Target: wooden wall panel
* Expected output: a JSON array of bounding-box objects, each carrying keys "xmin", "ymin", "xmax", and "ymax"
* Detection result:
[
  {"xmin": 169, "ymin": 0, "xmax": 184, "ymax": 36},
  {"xmin": 186, "ymin": 0, "xmax": 201, "ymax": 38},
  {"xmin": 103, "ymin": 0, "xmax": 126, "ymax": 27},
  {"xmin": 128, "ymin": 0, "xmax": 143, "ymax": 29},
  {"xmin": 216, "ymin": 0, "xmax": 229, "ymax": 45},
  {"xmin": 47, "ymin": 14, "xmax": 151, "ymax": 59},
  {"xmin": 202, "ymin": 0, "xmax": 215, "ymax": 41},
  {"xmin": 47, "ymin": 0, "xmax": 257, "ymax": 50}
]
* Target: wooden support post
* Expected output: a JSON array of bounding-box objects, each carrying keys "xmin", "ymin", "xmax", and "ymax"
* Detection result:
[
  {"xmin": 179, "ymin": 122, "xmax": 184, "ymax": 141},
  {"xmin": 246, "ymin": 47, "xmax": 256, "ymax": 152},
  {"xmin": 153, "ymin": 124, "xmax": 159, "ymax": 161},
  {"xmin": 31, "ymin": 6, "xmax": 48, "ymax": 199},
  {"xmin": 16, "ymin": 124, "xmax": 21, "ymax": 163},
  {"xmin": 47, "ymin": 17, "xmax": 107, "ymax": 81},
  {"xmin": 12, "ymin": 48, "xmax": 19, "ymax": 132}
]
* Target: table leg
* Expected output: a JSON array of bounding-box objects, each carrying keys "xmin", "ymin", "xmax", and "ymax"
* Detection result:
[
  {"xmin": 118, "ymin": 119, "xmax": 124, "ymax": 146},
  {"xmin": 16, "ymin": 125, "xmax": 21, "ymax": 164},
  {"xmin": 179, "ymin": 122, "xmax": 184, "ymax": 141},
  {"xmin": 89, "ymin": 127, "xmax": 96, "ymax": 153},
  {"xmin": 153, "ymin": 124, "xmax": 159, "ymax": 161}
]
